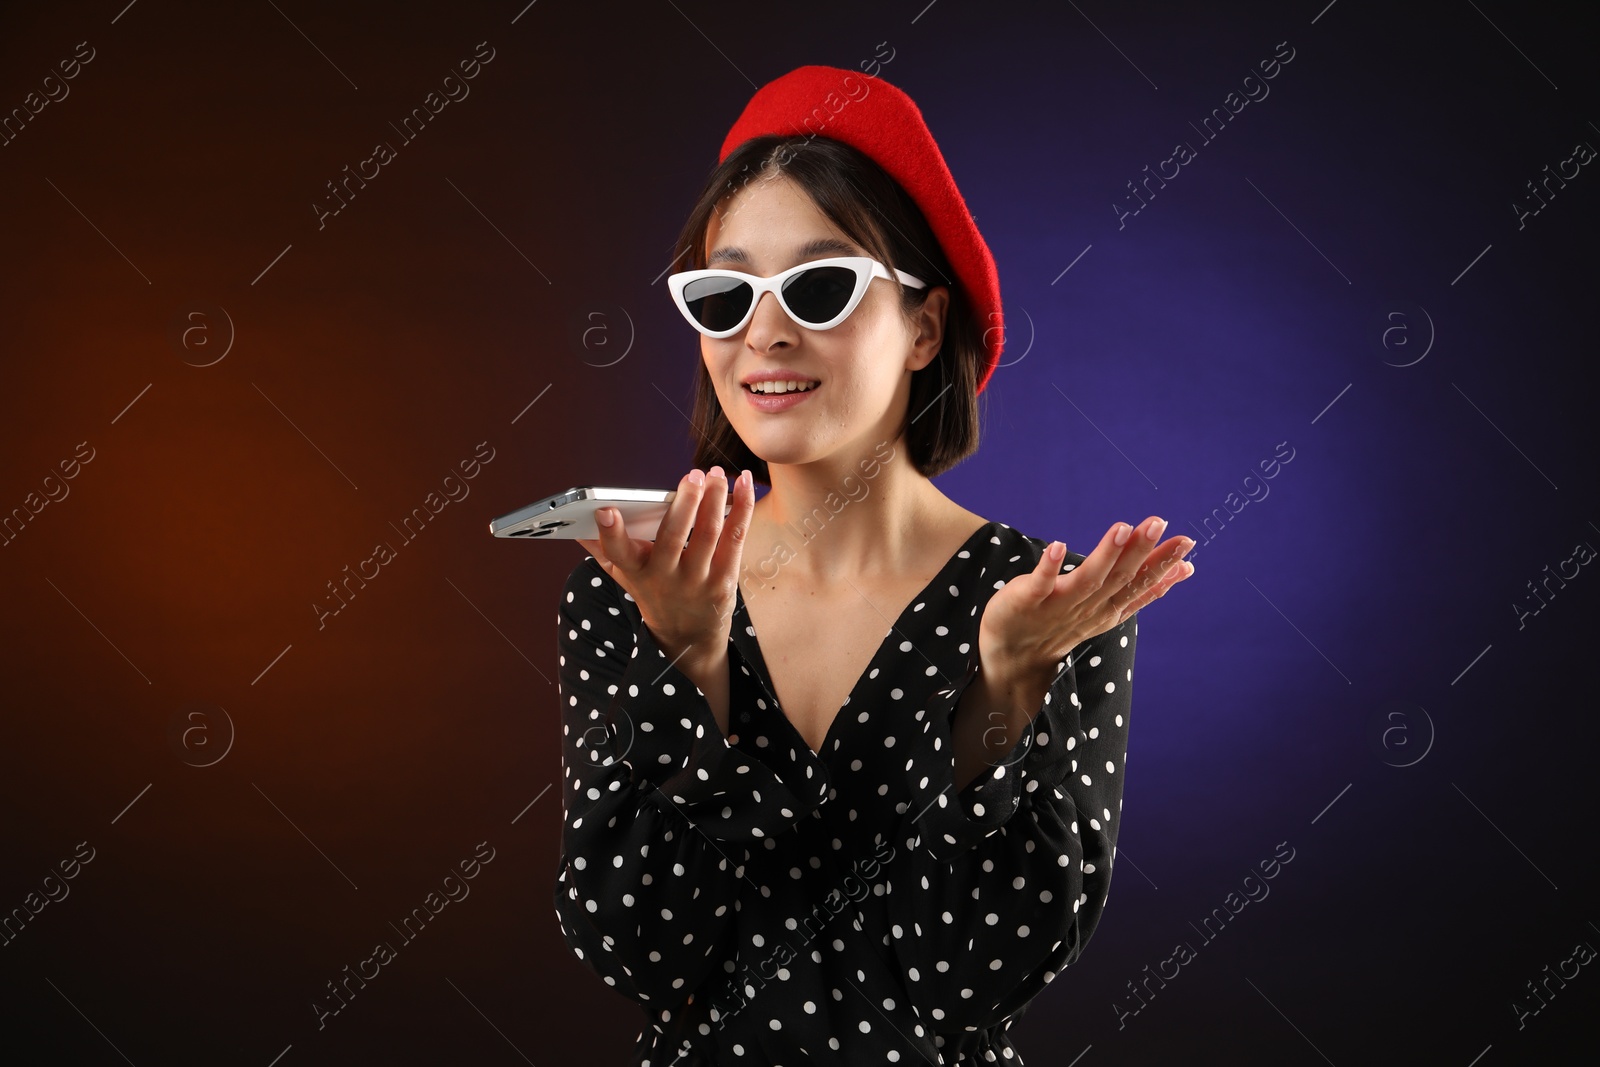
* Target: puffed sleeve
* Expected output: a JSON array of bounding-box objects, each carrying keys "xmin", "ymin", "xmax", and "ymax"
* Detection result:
[
  {"xmin": 887, "ymin": 557, "xmax": 1138, "ymax": 1029},
  {"xmin": 552, "ymin": 555, "xmax": 828, "ymax": 1008}
]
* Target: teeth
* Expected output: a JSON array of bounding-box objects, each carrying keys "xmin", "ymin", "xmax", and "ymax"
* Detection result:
[{"xmin": 747, "ymin": 380, "xmax": 818, "ymax": 395}]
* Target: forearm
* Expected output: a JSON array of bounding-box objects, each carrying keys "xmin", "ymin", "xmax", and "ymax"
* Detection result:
[
  {"xmin": 680, "ymin": 647, "xmax": 731, "ymax": 737},
  {"xmin": 950, "ymin": 654, "xmax": 1058, "ymax": 793},
  {"xmin": 557, "ymin": 786, "xmax": 741, "ymax": 1002},
  {"xmin": 649, "ymin": 626, "xmax": 731, "ymax": 738},
  {"xmin": 630, "ymin": 614, "xmax": 736, "ymax": 739}
]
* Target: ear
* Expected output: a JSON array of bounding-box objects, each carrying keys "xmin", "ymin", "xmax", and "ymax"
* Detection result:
[{"xmin": 905, "ymin": 285, "xmax": 949, "ymax": 373}]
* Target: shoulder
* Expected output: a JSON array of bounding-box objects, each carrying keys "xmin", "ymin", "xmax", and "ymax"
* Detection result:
[
  {"xmin": 562, "ymin": 553, "xmax": 605, "ymax": 595},
  {"xmin": 561, "ymin": 554, "xmax": 638, "ymax": 617},
  {"xmin": 557, "ymin": 555, "xmax": 650, "ymax": 654},
  {"xmin": 983, "ymin": 520, "xmax": 1090, "ymax": 574}
]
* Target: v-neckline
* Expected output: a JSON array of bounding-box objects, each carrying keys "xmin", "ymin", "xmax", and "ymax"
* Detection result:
[{"xmin": 730, "ymin": 519, "xmax": 1000, "ymax": 760}]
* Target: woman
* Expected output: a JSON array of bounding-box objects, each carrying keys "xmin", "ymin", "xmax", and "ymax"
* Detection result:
[{"xmin": 555, "ymin": 65, "xmax": 1195, "ymax": 1064}]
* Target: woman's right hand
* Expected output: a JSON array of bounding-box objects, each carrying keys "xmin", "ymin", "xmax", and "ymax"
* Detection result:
[{"xmin": 574, "ymin": 465, "xmax": 755, "ymax": 670}]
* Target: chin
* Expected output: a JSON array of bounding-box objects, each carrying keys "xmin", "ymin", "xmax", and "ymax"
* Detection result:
[{"xmin": 732, "ymin": 435, "xmax": 811, "ymax": 466}]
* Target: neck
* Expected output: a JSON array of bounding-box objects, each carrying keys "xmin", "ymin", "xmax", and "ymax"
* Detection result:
[{"xmin": 744, "ymin": 432, "xmax": 951, "ymax": 588}]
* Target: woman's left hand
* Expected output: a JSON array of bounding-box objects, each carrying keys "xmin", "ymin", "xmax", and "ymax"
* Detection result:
[{"xmin": 977, "ymin": 516, "xmax": 1196, "ymax": 677}]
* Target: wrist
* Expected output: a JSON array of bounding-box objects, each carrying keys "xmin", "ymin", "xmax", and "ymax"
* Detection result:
[
  {"xmin": 673, "ymin": 641, "xmax": 729, "ymax": 682},
  {"xmin": 976, "ymin": 642, "xmax": 1060, "ymax": 695},
  {"xmin": 968, "ymin": 655, "xmax": 1056, "ymax": 757},
  {"xmin": 641, "ymin": 617, "xmax": 712, "ymax": 669}
]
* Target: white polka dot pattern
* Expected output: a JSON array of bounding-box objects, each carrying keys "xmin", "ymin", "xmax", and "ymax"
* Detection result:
[{"xmin": 551, "ymin": 521, "xmax": 1138, "ymax": 1063}]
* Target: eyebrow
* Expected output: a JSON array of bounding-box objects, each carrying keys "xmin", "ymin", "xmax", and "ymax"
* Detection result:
[{"xmin": 707, "ymin": 236, "xmax": 860, "ymax": 269}]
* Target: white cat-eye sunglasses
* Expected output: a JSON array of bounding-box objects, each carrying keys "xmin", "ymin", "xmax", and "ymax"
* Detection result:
[{"xmin": 667, "ymin": 256, "xmax": 927, "ymax": 338}]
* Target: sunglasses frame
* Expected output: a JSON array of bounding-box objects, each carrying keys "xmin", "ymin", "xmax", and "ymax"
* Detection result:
[{"xmin": 666, "ymin": 256, "xmax": 927, "ymax": 339}]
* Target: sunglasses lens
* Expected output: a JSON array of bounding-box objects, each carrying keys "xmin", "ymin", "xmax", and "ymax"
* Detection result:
[
  {"xmin": 682, "ymin": 275, "xmax": 754, "ymax": 332},
  {"xmin": 782, "ymin": 266, "xmax": 858, "ymax": 325}
]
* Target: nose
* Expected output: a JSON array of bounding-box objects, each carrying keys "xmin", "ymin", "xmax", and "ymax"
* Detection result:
[{"xmin": 743, "ymin": 289, "xmax": 797, "ymax": 350}]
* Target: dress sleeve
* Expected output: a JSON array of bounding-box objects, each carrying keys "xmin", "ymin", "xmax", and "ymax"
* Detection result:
[
  {"xmin": 887, "ymin": 560, "xmax": 1138, "ymax": 1029},
  {"xmin": 551, "ymin": 555, "xmax": 828, "ymax": 1009}
]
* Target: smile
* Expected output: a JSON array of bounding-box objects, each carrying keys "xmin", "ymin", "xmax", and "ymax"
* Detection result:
[{"xmin": 743, "ymin": 380, "xmax": 820, "ymax": 411}]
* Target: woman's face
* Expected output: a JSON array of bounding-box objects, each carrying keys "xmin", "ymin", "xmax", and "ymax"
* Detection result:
[{"xmin": 699, "ymin": 172, "xmax": 943, "ymax": 473}]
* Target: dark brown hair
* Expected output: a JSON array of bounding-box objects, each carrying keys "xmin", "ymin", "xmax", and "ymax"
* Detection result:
[{"xmin": 671, "ymin": 134, "xmax": 984, "ymax": 484}]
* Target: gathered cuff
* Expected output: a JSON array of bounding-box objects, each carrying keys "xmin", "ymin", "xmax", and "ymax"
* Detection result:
[{"xmin": 901, "ymin": 651, "xmax": 1083, "ymax": 861}]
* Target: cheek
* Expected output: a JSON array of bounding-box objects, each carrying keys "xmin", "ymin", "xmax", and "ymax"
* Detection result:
[
  {"xmin": 701, "ymin": 339, "xmax": 724, "ymax": 380},
  {"xmin": 703, "ymin": 342, "xmax": 738, "ymax": 403},
  {"xmin": 843, "ymin": 319, "xmax": 907, "ymax": 386},
  {"xmin": 854, "ymin": 297, "xmax": 912, "ymax": 356}
]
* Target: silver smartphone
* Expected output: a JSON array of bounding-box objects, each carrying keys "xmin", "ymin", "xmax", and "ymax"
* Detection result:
[{"xmin": 488, "ymin": 486, "xmax": 734, "ymax": 541}]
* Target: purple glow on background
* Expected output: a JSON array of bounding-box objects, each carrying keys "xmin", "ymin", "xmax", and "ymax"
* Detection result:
[{"xmin": 0, "ymin": 1, "xmax": 1593, "ymax": 1063}]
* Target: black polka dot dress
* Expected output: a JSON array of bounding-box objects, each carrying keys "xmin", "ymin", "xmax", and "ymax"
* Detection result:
[{"xmin": 553, "ymin": 520, "xmax": 1137, "ymax": 1065}]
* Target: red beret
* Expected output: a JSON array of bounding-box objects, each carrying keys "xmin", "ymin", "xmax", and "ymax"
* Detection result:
[{"xmin": 718, "ymin": 64, "xmax": 1004, "ymax": 396}]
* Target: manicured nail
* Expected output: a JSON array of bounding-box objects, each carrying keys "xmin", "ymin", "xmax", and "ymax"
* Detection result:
[
  {"xmin": 688, "ymin": 469, "xmax": 704, "ymax": 485},
  {"xmin": 1147, "ymin": 517, "xmax": 1166, "ymax": 541},
  {"xmin": 596, "ymin": 508, "xmax": 614, "ymax": 528},
  {"xmin": 1114, "ymin": 524, "xmax": 1131, "ymax": 546},
  {"xmin": 739, "ymin": 470, "xmax": 752, "ymax": 489},
  {"xmin": 708, "ymin": 465, "xmax": 725, "ymax": 480}
]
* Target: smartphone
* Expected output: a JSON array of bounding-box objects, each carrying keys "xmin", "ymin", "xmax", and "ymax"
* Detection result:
[{"xmin": 488, "ymin": 486, "xmax": 734, "ymax": 541}]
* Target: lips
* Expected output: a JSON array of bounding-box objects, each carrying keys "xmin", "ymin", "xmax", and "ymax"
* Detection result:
[
  {"xmin": 742, "ymin": 381, "xmax": 820, "ymax": 395},
  {"xmin": 742, "ymin": 379, "xmax": 821, "ymax": 411}
]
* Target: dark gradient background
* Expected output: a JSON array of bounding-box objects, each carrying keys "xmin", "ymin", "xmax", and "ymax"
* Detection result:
[{"xmin": 2, "ymin": 1, "xmax": 1596, "ymax": 1063}]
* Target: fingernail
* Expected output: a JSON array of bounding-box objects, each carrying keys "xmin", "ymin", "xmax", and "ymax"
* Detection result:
[
  {"xmin": 708, "ymin": 465, "xmax": 725, "ymax": 480},
  {"xmin": 688, "ymin": 469, "xmax": 704, "ymax": 486},
  {"xmin": 1147, "ymin": 517, "xmax": 1166, "ymax": 541},
  {"xmin": 596, "ymin": 508, "xmax": 614, "ymax": 528},
  {"xmin": 1114, "ymin": 524, "xmax": 1131, "ymax": 546},
  {"xmin": 739, "ymin": 470, "xmax": 752, "ymax": 489}
]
